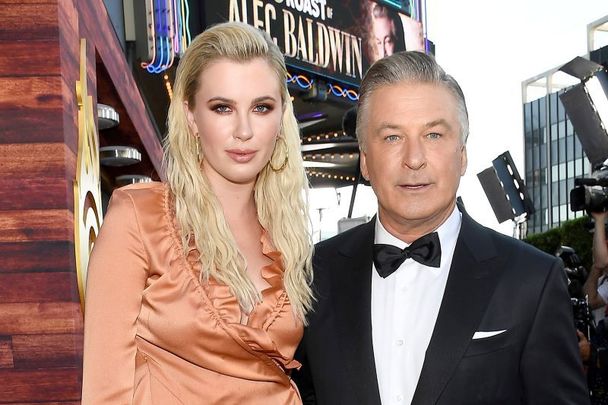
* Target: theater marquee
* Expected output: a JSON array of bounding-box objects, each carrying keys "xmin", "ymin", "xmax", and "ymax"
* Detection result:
[{"xmin": 204, "ymin": 0, "xmax": 421, "ymax": 86}]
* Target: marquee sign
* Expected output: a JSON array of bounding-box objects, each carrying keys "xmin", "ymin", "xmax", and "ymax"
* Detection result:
[{"xmin": 204, "ymin": 0, "xmax": 423, "ymax": 86}]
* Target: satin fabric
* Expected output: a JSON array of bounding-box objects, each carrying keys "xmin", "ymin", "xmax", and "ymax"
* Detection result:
[{"xmin": 82, "ymin": 182, "xmax": 302, "ymax": 404}]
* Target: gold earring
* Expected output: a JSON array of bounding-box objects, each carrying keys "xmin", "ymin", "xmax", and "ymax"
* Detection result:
[
  {"xmin": 195, "ymin": 136, "xmax": 202, "ymax": 162},
  {"xmin": 269, "ymin": 136, "xmax": 288, "ymax": 172}
]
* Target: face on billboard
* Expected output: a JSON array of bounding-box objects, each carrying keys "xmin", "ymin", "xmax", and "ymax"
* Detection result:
[{"xmin": 367, "ymin": 1, "xmax": 424, "ymax": 64}]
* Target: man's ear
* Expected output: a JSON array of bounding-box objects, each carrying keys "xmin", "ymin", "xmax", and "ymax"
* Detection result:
[
  {"xmin": 184, "ymin": 101, "xmax": 198, "ymax": 135},
  {"xmin": 360, "ymin": 149, "xmax": 370, "ymax": 181},
  {"xmin": 460, "ymin": 144, "xmax": 468, "ymax": 176}
]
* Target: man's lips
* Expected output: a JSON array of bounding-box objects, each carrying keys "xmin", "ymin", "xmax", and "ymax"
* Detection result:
[
  {"xmin": 398, "ymin": 183, "xmax": 431, "ymax": 190},
  {"xmin": 226, "ymin": 149, "xmax": 257, "ymax": 163}
]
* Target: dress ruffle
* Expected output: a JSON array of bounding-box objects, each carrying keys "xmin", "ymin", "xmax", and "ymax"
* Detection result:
[{"xmin": 163, "ymin": 185, "xmax": 301, "ymax": 373}]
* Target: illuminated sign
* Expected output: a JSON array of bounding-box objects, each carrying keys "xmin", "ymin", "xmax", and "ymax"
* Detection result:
[{"xmin": 203, "ymin": 0, "xmax": 424, "ymax": 86}]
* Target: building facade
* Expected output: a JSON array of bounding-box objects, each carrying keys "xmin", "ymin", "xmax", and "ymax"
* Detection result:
[{"xmin": 523, "ymin": 16, "xmax": 608, "ymax": 235}]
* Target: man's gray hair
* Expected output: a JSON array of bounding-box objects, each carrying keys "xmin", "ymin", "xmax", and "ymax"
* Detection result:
[{"xmin": 356, "ymin": 51, "xmax": 469, "ymax": 150}]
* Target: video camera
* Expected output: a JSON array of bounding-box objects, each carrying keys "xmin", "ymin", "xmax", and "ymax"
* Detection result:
[{"xmin": 570, "ymin": 164, "xmax": 608, "ymax": 212}]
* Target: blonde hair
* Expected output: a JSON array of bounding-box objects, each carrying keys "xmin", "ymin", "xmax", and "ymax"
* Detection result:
[{"xmin": 163, "ymin": 22, "xmax": 313, "ymax": 322}]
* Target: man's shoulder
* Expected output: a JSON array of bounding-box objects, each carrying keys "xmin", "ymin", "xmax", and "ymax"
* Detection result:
[
  {"xmin": 315, "ymin": 219, "xmax": 374, "ymax": 255},
  {"xmin": 464, "ymin": 215, "xmax": 560, "ymax": 269}
]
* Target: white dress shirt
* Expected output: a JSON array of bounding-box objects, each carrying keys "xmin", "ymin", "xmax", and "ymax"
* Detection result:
[{"xmin": 371, "ymin": 206, "xmax": 462, "ymax": 405}]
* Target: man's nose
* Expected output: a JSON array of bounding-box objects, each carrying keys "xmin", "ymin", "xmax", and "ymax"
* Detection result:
[
  {"xmin": 234, "ymin": 112, "xmax": 254, "ymax": 141},
  {"xmin": 401, "ymin": 139, "xmax": 426, "ymax": 170}
]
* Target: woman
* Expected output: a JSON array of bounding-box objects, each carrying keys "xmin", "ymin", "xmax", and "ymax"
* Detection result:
[{"xmin": 82, "ymin": 22, "xmax": 313, "ymax": 404}]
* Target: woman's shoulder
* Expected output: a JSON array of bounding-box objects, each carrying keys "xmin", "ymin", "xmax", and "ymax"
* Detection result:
[
  {"xmin": 109, "ymin": 181, "xmax": 167, "ymax": 216},
  {"xmin": 113, "ymin": 181, "xmax": 165, "ymax": 200}
]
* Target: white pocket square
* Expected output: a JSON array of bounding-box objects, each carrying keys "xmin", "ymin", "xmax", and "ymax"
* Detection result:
[{"xmin": 472, "ymin": 330, "xmax": 507, "ymax": 340}]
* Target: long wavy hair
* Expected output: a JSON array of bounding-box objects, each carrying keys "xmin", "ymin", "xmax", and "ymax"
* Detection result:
[{"xmin": 163, "ymin": 22, "xmax": 313, "ymax": 322}]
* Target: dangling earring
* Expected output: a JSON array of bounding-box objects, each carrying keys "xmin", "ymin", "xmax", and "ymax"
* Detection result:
[
  {"xmin": 195, "ymin": 135, "xmax": 202, "ymax": 163},
  {"xmin": 269, "ymin": 136, "xmax": 288, "ymax": 172}
]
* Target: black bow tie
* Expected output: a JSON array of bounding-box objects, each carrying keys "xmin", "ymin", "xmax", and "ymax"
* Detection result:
[{"xmin": 373, "ymin": 232, "xmax": 442, "ymax": 278}]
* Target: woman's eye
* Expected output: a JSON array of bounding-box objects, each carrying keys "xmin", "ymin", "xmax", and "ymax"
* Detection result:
[
  {"xmin": 253, "ymin": 104, "xmax": 272, "ymax": 113},
  {"xmin": 212, "ymin": 104, "xmax": 231, "ymax": 113}
]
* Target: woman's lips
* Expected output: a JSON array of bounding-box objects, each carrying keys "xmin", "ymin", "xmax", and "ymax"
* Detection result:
[{"xmin": 226, "ymin": 149, "xmax": 256, "ymax": 163}]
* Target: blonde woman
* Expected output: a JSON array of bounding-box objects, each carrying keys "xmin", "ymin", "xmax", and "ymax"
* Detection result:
[{"xmin": 82, "ymin": 22, "xmax": 313, "ymax": 404}]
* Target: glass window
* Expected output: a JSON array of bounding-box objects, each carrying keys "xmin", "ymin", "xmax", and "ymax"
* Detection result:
[
  {"xmin": 575, "ymin": 137, "xmax": 583, "ymax": 158},
  {"xmin": 558, "ymin": 138, "xmax": 566, "ymax": 163},
  {"xmin": 551, "ymin": 139, "xmax": 558, "ymax": 160},
  {"xmin": 539, "ymin": 97, "xmax": 546, "ymax": 128},
  {"xmin": 551, "ymin": 182, "xmax": 559, "ymax": 205},
  {"xmin": 566, "ymin": 135, "xmax": 574, "ymax": 159},
  {"xmin": 567, "ymin": 120, "xmax": 574, "ymax": 136},
  {"xmin": 559, "ymin": 179, "xmax": 567, "ymax": 204},
  {"xmin": 524, "ymin": 103, "xmax": 532, "ymax": 133},
  {"xmin": 558, "ymin": 120, "xmax": 566, "ymax": 139},
  {"xmin": 551, "ymin": 164, "xmax": 558, "ymax": 181},
  {"xmin": 550, "ymin": 93, "xmax": 559, "ymax": 125},
  {"xmin": 552, "ymin": 206, "xmax": 559, "ymax": 225},
  {"xmin": 567, "ymin": 160, "xmax": 574, "ymax": 178},
  {"xmin": 557, "ymin": 97, "xmax": 565, "ymax": 121},
  {"xmin": 560, "ymin": 204, "xmax": 568, "ymax": 221}
]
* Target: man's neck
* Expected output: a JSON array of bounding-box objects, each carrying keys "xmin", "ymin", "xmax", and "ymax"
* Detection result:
[{"xmin": 378, "ymin": 202, "xmax": 457, "ymax": 244}]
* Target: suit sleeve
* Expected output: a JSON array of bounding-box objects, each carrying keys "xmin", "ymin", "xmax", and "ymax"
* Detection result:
[
  {"xmin": 81, "ymin": 189, "xmax": 149, "ymax": 403},
  {"xmin": 520, "ymin": 259, "xmax": 590, "ymax": 404},
  {"xmin": 293, "ymin": 337, "xmax": 317, "ymax": 404}
]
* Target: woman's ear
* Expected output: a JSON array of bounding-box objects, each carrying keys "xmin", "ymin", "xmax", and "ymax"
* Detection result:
[{"xmin": 184, "ymin": 101, "xmax": 198, "ymax": 135}]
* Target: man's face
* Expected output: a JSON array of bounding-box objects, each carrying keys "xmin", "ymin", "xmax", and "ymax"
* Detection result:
[
  {"xmin": 373, "ymin": 16, "xmax": 396, "ymax": 60},
  {"xmin": 360, "ymin": 81, "xmax": 467, "ymax": 238}
]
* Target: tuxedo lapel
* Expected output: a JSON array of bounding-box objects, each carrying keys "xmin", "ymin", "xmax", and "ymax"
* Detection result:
[
  {"xmin": 412, "ymin": 211, "xmax": 506, "ymax": 405},
  {"xmin": 334, "ymin": 218, "xmax": 382, "ymax": 405}
]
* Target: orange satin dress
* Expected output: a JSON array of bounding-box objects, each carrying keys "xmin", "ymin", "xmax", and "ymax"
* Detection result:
[{"xmin": 81, "ymin": 182, "xmax": 303, "ymax": 404}]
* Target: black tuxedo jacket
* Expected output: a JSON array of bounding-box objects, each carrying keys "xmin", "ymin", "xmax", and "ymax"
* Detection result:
[{"xmin": 294, "ymin": 210, "xmax": 589, "ymax": 405}]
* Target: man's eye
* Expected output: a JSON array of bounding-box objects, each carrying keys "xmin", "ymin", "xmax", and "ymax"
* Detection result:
[
  {"xmin": 427, "ymin": 132, "xmax": 442, "ymax": 140},
  {"xmin": 385, "ymin": 135, "xmax": 400, "ymax": 142},
  {"xmin": 212, "ymin": 105, "xmax": 231, "ymax": 113}
]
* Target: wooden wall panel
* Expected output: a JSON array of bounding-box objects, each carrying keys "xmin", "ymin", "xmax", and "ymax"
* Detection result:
[
  {"xmin": 0, "ymin": 209, "xmax": 73, "ymax": 243},
  {"xmin": 0, "ymin": 4, "xmax": 59, "ymax": 41},
  {"xmin": 0, "ymin": 41, "xmax": 61, "ymax": 78},
  {"xmin": 0, "ymin": 241, "xmax": 74, "ymax": 273},
  {"xmin": 0, "ymin": 369, "xmax": 81, "ymax": 403},
  {"xmin": 0, "ymin": 337, "xmax": 14, "ymax": 369},
  {"xmin": 0, "ymin": 273, "xmax": 78, "ymax": 303},
  {"xmin": 0, "ymin": 303, "xmax": 82, "ymax": 335},
  {"xmin": 0, "ymin": 178, "xmax": 70, "ymax": 211},
  {"xmin": 0, "ymin": 143, "xmax": 75, "ymax": 178},
  {"xmin": 0, "ymin": 0, "xmax": 163, "ymax": 402},
  {"xmin": 0, "ymin": 0, "xmax": 82, "ymax": 402},
  {"xmin": 12, "ymin": 334, "xmax": 83, "ymax": 369}
]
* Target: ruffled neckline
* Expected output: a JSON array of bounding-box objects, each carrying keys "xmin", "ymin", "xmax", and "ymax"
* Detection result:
[{"xmin": 162, "ymin": 185, "xmax": 301, "ymax": 372}]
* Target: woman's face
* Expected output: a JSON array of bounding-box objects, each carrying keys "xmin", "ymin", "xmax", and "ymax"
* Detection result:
[{"xmin": 186, "ymin": 57, "xmax": 283, "ymax": 189}]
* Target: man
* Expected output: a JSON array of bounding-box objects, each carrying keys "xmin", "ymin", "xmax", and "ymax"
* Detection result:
[
  {"xmin": 371, "ymin": 4, "xmax": 398, "ymax": 62},
  {"xmin": 294, "ymin": 52, "xmax": 589, "ymax": 404}
]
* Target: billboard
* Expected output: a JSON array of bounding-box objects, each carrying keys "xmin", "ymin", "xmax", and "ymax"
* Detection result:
[{"xmin": 203, "ymin": 0, "xmax": 425, "ymax": 86}]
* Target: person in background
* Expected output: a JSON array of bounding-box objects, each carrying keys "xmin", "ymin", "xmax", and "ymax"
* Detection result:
[
  {"xmin": 294, "ymin": 51, "xmax": 589, "ymax": 404},
  {"xmin": 584, "ymin": 211, "xmax": 608, "ymax": 317},
  {"xmin": 82, "ymin": 22, "xmax": 313, "ymax": 404}
]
